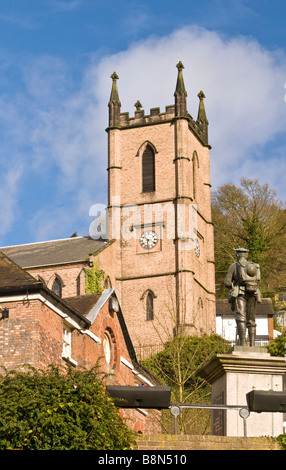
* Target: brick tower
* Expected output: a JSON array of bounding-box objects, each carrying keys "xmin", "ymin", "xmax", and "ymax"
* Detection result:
[{"xmin": 106, "ymin": 63, "xmax": 216, "ymax": 354}]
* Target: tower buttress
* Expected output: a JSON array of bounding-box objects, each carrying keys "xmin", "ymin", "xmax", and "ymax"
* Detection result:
[{"xmin": 107, "ymin": 72, "xmax": 122, "ymax": 243}]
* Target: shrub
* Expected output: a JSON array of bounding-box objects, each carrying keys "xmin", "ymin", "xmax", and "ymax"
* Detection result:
[
  {"xmin": 267, "ymin": 331, "xmax": 286, "ymax": 357},
  {"xmin": 276, "ymin": 433, "xmax": 286, "ymax": 450},
  {"xmin": 0, "ymin": 364, "xmax": 135, "ymax": 450}
]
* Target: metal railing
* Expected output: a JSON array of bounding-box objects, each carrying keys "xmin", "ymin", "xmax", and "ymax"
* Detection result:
[
  {"xmin": 135, "ymin": 343, "xmax": 165, "ymax": 360},
  {"xmin": 170, "ymin": 403, "xmax": 250, "ymax": 437}
]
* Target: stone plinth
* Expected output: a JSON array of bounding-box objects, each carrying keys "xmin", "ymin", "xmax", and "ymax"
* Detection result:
[{"xmin": 198, "ymin": 346, "xmax": 286, "ymax": 437}]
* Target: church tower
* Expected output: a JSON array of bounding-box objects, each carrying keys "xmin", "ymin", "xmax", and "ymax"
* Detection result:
[{"xmin": 106, "ymin": 63, "xmax": 216, "ymax": 355}]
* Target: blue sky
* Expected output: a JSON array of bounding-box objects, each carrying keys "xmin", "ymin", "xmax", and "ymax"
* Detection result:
[{"xmin": 0, "ymin": 0, "xmax": 286, "ymax": 246}]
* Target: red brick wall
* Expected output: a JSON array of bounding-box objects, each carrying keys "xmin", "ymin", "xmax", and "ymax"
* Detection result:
[
  {"xmin": 38, "ymin": 301, "xmax": 63, "ymax": 368},
  {"xmin": 0, "ymin": 293, "xmax": 161, "ymax": 434},
  {"xmin": 0, "ymin": 299, "xmax": 40, "ymax": 369},
  {"xmin": 27, "ymin": 263, "xmax": 87, "ymax": 298},
  {"xmin": 135, "ymin": 434, "xmax": 280, "ymax": 450}
]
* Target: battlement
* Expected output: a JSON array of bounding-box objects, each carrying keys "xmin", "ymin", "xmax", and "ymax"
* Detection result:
[
  {"xmin": 118, "ymin": 104, "xmax": 175, "ymax": 128},
  {"xmin": 108, "ymin": 63, "xmax": 209, "ymax": 146},
  {"xmin": 116, "ymin": 106, "xmax": 208, "ymax": 147}
]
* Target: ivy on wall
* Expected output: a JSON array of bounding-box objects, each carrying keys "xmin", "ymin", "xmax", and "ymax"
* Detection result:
[{"xmin": 85, "ymin": 261, "xmax": 105, "ymax": 294}]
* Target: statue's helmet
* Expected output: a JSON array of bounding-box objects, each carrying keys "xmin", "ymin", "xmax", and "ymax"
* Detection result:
[{"xmin": 234, "ymin": 248, "xmax": 249, "ymax": 254}]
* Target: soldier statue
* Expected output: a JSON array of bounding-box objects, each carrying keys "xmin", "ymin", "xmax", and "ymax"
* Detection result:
[{"xmin": 224, "ymin": 248, "xmax": 261, "ymax": 347}]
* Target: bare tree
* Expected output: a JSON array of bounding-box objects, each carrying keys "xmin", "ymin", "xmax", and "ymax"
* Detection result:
[{"xmin": 140, "ymin": 294, "xmax": 229, "ymax": 434}]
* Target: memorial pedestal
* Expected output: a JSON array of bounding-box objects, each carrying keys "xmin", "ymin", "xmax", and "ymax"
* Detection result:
[{"xmin": 198, "ymin": 346, "xmax": 286, "ymax": 437}]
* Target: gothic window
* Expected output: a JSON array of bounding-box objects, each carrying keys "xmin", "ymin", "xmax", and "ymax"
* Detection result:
[
  {"xmin": 142, "ymin": 145, "xmax": 155, "ymax": 192},
  {"xmin": 141, "ymin": 289, "xmax": 156, "ymax": 321},
  {"xmin": 102, "ymin": 328, "xmax": 117, "ymax": 369},
  {"xmin": 146, "ymin": 292, "xmax": 154, "ymax": 321},
  {"xmin": 52, "ymin": 276, "xmax": 62, "ymax": 298}
]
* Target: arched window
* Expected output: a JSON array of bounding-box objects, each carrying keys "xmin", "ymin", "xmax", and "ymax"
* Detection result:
[
  {"xmin": 102, "ymin": 328, "xmax": 117, "ymax": 369},
  {"xmin": 142, "ymin": 145, "xmax": 155, "ymax": 192},
  {"xmin": 141, "ymin": 289, "xmax": 156, "ymax": 321},
  {"xmin": 52, "ymin": 277, "xmax": 62, "ymax": 298},
  {"xmin": 146, "ymin": 292, "xmax": 154, "ymax": 321},
  {"xmin": 103, "ymin": 333, "xmax": 112, "ymax": 365}
]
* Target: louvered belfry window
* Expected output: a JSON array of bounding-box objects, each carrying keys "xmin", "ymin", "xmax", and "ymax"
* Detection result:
[{"xmin": 142, "ymin": 145, "xmax": 155, "ymax": 192}]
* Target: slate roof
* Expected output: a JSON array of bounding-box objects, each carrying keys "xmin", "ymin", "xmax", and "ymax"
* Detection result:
[
  {"xmin": 0, "ymin": 236, "xmax": 108, "ymax": 268},
  {"xmin": 0, "ymin": 251, "xmax": 43, "ymax": 290},
  {"xmin": 0, "ymin": 250, "xmax": 90, "ymax": 325},
  {"xmin": 65, "ymin": 293, "xmax": 102, "ymax": 317}
]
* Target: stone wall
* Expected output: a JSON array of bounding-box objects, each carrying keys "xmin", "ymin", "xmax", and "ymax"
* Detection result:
[{"xmin": 135, "ymin": 434, "xmax": 280, "ymax": 451}]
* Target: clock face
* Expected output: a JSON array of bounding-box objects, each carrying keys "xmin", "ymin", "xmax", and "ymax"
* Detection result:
[{"xmin": 139, "ymin": 230, "xmax": 159, "ymax": 250}]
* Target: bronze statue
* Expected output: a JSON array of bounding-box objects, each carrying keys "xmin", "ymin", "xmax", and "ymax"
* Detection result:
[{"xmin": 224, "ymin": 248, "xmax": 261, "ymax": 347}]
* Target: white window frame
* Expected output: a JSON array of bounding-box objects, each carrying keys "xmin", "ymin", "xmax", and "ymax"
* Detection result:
[{"xmin": 62, "ymin": 323, "xmax": 77, "ymax": 366}]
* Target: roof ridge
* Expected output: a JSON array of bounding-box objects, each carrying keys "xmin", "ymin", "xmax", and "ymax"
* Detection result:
[{"xmin": 0, "ymin": 236, "xmax": 87, "ymax": 249}]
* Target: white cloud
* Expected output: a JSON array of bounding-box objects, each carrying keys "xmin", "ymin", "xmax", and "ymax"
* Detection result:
[
  {"xmin": 93, "ymin": 27, "xmax": 286, "ymax": 194},
  {"xmin": 1, "ymin": 25, "xmax": 286, "ymax": 242},
  {"xmin": 0, "ymin": 165, "xmax": 23, "ymax": 237},
  {"xmin": 0, "ymin": 12, "xmax": 37, "ymax": 29}
]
